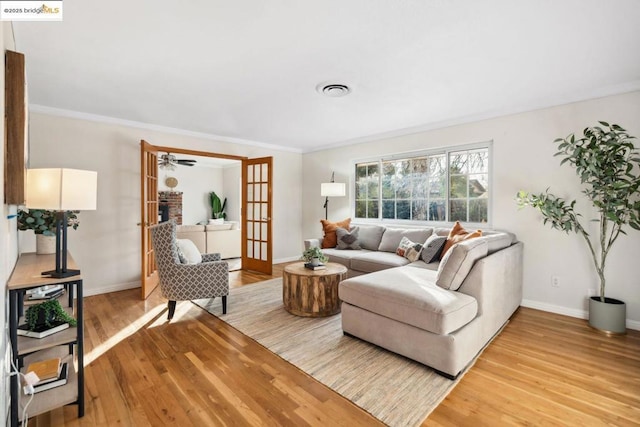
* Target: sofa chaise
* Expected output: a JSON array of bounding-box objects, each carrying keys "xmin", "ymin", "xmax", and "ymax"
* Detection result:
[{"xmin": 304, "ymin": 223, "xmax": 523, "ymax": 378}]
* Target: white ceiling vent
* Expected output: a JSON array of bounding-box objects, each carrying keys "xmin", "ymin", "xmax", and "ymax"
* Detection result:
[{"xmin": 317, "ymin": 83, "xmax": 351, "ymax": 97}]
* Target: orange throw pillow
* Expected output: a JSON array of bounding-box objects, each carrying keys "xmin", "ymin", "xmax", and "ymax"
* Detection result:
[
  {"xmin": 440, "ymin": 221, "xmax": 482, "ymax": 259},
  {"xmin": 320, "ymin": 218, "xmax": 351, "ymax": 249}
]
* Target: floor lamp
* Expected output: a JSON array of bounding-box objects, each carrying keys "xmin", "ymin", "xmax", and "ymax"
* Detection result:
[
  {"xmin": 26, "ymin": 168, "xmax": 98, "ymax": 278},
  {"xmin": 321, "ymin": 172, "xmax": 346, "ymax": 220}
]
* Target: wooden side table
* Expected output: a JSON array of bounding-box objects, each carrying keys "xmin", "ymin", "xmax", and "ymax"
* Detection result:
[
  {"xmin": 7, "ymin": 252, "xmax": 84, "ymax": 426},
  {"xmin": 283, "ymin": 262, "xmax": 348, "ymax": 317}
]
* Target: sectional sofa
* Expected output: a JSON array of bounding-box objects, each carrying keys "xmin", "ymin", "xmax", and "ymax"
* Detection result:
[
  {"xmin": 176, "ymin": 222, "xmax": 241, "ymax": 259},
  {"xmin": 304, "ymin": 223, "xmax": 523, "ymax": 379}
]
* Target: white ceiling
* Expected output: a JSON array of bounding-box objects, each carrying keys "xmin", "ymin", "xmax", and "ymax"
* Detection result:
[{"xmin": 13, "ymin": 0, "xmax": 640, "ymax": 153}]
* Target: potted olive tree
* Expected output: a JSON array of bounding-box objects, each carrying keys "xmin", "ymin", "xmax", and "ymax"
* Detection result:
[{"xmin": 516, "ymin": 122, "xmax": 639, "ymax": 334}]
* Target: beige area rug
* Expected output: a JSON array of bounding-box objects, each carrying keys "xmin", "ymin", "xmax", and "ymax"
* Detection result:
[{"xmin": 194, "ymin": 278, "xmax": 464, "ymax": 427}]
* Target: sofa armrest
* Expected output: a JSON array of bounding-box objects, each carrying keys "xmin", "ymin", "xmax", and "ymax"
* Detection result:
[{"xmin": 457, "ymin": 242, "xmax": 523, "ymax": 337}]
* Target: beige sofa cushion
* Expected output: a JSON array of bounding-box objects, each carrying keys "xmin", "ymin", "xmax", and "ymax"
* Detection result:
[
  {"xmin": 356, "ymin": 224, "xmax": 386, "ymax": 250},
  {"xmin": 207, "ymin": 229, "xmax": 241, "ymax": 259},
  {"xmin": 206, "ymin": 223, "xmax": 234, "ymax": 231},
  {"xmin": 322, "ymin": 248, "xmax": 372, "ymax": 269},
  {"xmin": 480, "ymin": 232, "xmax": 514, "ymax": 253},
  {"xmin": 176, "ymin": 225, "xmax": 206, "ymax": 253},
  {"xmin": 378, "ymin": 228, "xmax": 433, "ymax": 252},
  {"xmin": 436, "ymin": 239, "xmax": 488, "ymax": 290},
  {"xmin": 339, "ymin": 266, "xmax": 478, "ymax": 335},
  {"xmin": 350, "ymin": 251, "xmax": 411, "ymax": 273}
]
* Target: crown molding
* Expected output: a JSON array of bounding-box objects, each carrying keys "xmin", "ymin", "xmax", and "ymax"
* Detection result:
[
  {"xmin": 28, "ymin": 104, "xmax": 304, "ymax": 154},
  {"xmin": 305, "ymin": 83, "xmax": 640, "ymax": 153}
]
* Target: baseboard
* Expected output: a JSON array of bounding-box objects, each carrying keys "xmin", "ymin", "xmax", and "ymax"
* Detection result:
[
  {"xmin": 521, "ymin": 299, "xmax": 640, "ymax": 331},
  {"xmin": 273, "ymin": 256, "xmax": 300, "ymax": 264},
  {"xmin": 84, "ymin": 281, "xmax": 140, "ymax": 297}
]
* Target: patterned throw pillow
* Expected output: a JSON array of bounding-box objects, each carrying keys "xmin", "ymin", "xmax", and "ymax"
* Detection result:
[
  {"xmin": 336, "ymin": 227, "xmax": 361, "ymax": 250},
  {"xmin": 421, "ymin": 235, "xmax": 447, "ymax": 263},
  {"xmin": 320, "ymin": 218, "xmax": 352, "ymax": 248},
  {"xmin": 396, "ymin": 236, "xmax": 423, "ymax": 262}
]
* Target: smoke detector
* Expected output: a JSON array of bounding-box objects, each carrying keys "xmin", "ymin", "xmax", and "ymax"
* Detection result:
[{"xmin": 317, "ymin": 83, "xmax": 351, "ymax": 97}]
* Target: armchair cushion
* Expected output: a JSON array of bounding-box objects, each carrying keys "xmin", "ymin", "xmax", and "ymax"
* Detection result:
[{"xmin": 176, "ymin": 238, "xmax": 202, "ymax": 264}]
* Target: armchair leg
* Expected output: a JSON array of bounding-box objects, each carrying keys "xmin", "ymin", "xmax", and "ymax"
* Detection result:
[
  {"xmin": 168, "ymin": 300, "xmax": 177, "ymax": 320},
  {"xmin": 222, "ymin": 296, "xmax": 227, "ymax": 314}
]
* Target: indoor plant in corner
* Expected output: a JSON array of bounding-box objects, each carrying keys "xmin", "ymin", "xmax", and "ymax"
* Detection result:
[
  {"xmin": 516, "ymin": 122, "xmax": 640, "ymax": 334},
  {"xmin": 209, "ymin": 191, "xmax": 227, "ymax": 224}
]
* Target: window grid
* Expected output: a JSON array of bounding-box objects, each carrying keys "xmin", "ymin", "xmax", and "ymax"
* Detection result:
[{"xmin": 354, "ymin": 144, "xmax": 490, "ymax": 224}]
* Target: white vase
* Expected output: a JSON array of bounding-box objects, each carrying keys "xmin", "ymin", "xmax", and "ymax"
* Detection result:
[
  {"xmin": 310, "ymin": 257, "xmax": 320, "ymax": 266},
  {"xmin": 35, "ymin": 234, "xmax": 56, "ymax": 254}
]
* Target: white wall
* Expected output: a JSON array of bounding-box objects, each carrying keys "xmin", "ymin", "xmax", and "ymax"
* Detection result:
[
  {"xmin": 1, "ymin": 22, "xmax": 19, "ymax": 425},
  {"xmin": 301, "ymin": 91, "xmax": 640, "ymax": 328},
  {"xmin": 27, "ymin": 112, "xmax": 303, "ymax": 295},
  {"xmin": 223, "ymin": 164, "xmax": 242, "ymax": 223},
  {"xmin": 157, "ymin": 164, "xmax": 225, "ymax": 225}
]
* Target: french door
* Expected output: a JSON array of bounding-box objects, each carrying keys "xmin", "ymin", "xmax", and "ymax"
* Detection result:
[
  {"xmin": 140, "ymin": 141, "xmax": 271, "ymax": 297},
  {"xmin": 242, "ymin": 157, "xmax": 273, "ymax": 274},
  {"xmin": 140, "ymin": 140, "xmax": 159, "ymax": 299}
]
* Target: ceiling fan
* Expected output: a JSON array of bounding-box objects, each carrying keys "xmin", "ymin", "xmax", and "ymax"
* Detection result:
[{"xmin": 158, "ymin": 153, "xmax": 196, "ymax": 170}]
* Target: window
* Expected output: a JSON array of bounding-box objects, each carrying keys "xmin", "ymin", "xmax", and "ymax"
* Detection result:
[{"xmin": 354, "ymin": 144, "xmax": 490, "ymax": 224}]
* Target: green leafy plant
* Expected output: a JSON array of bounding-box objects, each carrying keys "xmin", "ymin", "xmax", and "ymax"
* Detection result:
[
  {"xmin": 17, "ymin": 209, "xmax": 80, "ymax": 236},
  {"xmin": 301, "ymin": 246, "xmax": 329, "ymax": 263},
  {"xmin": 516, "ymin": 122, "xmax": 640, "ymax": 302},
  {"xmin": 25, "ymin": 299, "xmax": 77, "ymax": 330},
  {"xmin": 209, "ymin": 191, "xmax": 227, "ymax": 220}
]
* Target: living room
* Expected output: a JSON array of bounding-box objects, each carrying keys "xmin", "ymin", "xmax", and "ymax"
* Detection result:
[{"xmin": 1, "ymin": 1, "xmax": 639, "ymax": 425}]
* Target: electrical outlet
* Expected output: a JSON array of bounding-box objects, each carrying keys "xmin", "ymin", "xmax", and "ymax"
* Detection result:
[{"xmin": 551, "ymin": 276, "xmax": 560, "ymax": 288}]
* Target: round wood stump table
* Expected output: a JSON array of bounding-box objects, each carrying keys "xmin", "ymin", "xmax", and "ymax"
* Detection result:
[{"xmin": 283, "ymin": 262, "xmax": 348, "ymax": 317}]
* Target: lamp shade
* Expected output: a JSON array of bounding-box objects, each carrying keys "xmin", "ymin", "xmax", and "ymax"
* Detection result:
[
  {"xmin": 321, "ymin": 182, "xmax": 346, "ymax": 197},
  {"xmin": 26, "ymin": 168, "xmax": 98, "ymax": 210}
]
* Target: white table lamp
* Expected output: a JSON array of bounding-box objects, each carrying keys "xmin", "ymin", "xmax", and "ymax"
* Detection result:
[{"xmin": 26, "ymin": 168, "xmax": 97, "ymax": 278}]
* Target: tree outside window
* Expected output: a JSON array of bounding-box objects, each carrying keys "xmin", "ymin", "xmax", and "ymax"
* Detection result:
[{"xmin": 354, "ymin": 145, "xmax": 489, "ymax": 223}]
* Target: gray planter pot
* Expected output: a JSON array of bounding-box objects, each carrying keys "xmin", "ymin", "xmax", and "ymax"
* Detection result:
[{"xmin": 588, "ymin": 296, "xmax": 626, "ymax": 335}]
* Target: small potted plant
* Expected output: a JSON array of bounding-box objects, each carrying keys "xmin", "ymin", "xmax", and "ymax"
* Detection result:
[
  {"xmin": 301, "ymin": 247, "xmax": 329, "ymax": 266},
  {"xmin": 25, "ymin": 299, "xmax": 77, "ymax": 331},
  {"xmin": 17, "ymin": 209, "xmax": 80, "ymax": 254}
]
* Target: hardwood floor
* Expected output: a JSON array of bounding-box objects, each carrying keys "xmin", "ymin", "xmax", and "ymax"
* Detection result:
[{"xmin": 31, "ymin": 264, "xmax": 640, "ymax": 426}]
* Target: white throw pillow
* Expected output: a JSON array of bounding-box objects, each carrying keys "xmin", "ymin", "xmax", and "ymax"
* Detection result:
[{"xmin": 176, "ymin": 238, "xmax": 203, "ymax": 264}]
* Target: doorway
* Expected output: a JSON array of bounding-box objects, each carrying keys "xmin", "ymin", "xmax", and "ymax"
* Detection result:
[{"xmin": 140, "ymin": 140, "xmax": 273, "ymax": 299}]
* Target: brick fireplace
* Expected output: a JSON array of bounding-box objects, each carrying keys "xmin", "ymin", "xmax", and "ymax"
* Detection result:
[{"xmin": 159, "ymin": 191, "xmax": 183, "ymax": 225}]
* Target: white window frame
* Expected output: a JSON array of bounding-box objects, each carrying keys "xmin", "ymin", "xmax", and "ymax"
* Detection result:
[{"xmin": 351, "ymin": 141, "xmax": 493, "ymax": 228}]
